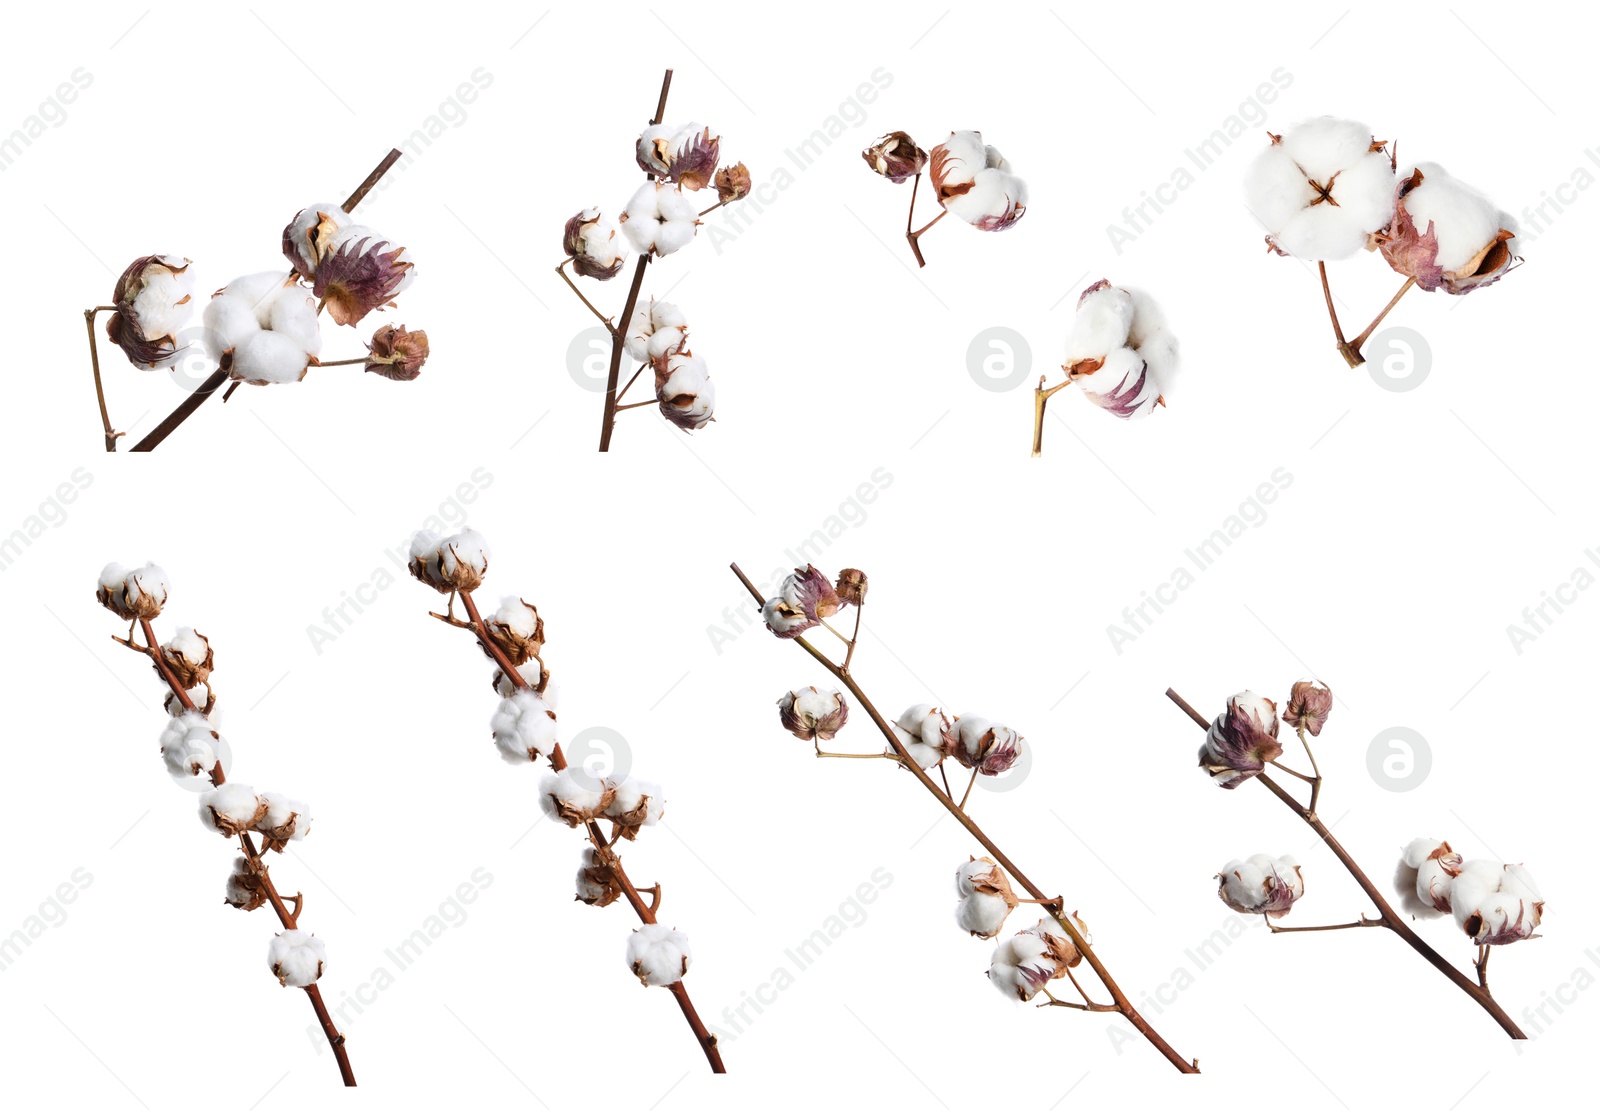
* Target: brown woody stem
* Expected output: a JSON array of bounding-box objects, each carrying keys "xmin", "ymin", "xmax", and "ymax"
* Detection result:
[
  {"xmin": 122, "ymin": 619, "xmax": 356, "ymax": 1085},
  {"xmin": 732, "ymin": 562, "xmax": 1201, "ymax": 1074},
  {"xmin": 556, "ymin": 258, "xmax": 617, "ymax": 331},
  {"xmin": 84, "ymin": 307, "xmax": 121, "ymax": 451},
  {"xmin": 1031, "ymin": 379, "xmax": 1069, "ymax": 458},
  {"xmin": 1165, "ymin": 687, "xmax": 1525, "ymax": 1040},
  {"xmin": 906, "ymin": 203, "xmax": 946, "ymax": 269},
  {"xmin": 1349, "ymin": 275, "xmax": 1417, "ymax": 351},
  {"xmin": 126, "ymin": 148, "xmax": 402, "ymax": 452}
]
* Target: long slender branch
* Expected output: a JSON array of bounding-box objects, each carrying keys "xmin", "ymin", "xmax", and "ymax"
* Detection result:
[
  {"xmin": 1349, "ymin": 275, "xmax": 1417, "ymax": 350},
  {"xmin": 733, "ymin": 563, "xmax": 1200, "ymax": 1073},
  {"xmin": 125, "ymin": 619, "xmax": 357, "ymax": 1084},
  {"xmin": 1165, "ymin": 687, "xmax": 1525, "ymax": 1039},
  {"xmin": 446, "ymin": 590, "xmax": 725, "ymax": 1073},
  {"xmin": 598, "ymin": 69, "xmax": 673, "ymax": 453},
  {"xmin": 127, "ymin": 147, "xmax": 403, "ymax": 452},
  {"xmin": 83, "ymin": 307, "xmax": 121, "ymax": 451}
]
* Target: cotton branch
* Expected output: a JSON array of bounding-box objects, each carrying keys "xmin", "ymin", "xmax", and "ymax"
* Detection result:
[{"xmin": 732, "ymin": 561, "xmax": 1200, "ymax": 1074}]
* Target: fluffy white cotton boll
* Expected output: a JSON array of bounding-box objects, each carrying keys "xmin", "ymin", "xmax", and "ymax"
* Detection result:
[
  {"xmin": 1398, "ymin": 163, "xmax": 1504, "ymax": 274},
  {"xmin": 159, "ymin": 711, "xmax": 218, "ymax": 777},
  {"xmin": 202, "ymin": 294, "xmax": 262, "ymax": 359},
  {"xmin": 130, "ymin": 259, "xmax": 197, "ymax": 340},
  {"xmin": 228, "ymin": 330, "xmax": 310, "ymax": 385},
  {"xmin": 1066, "ymin": 285, "xmax": 1135, "ymax": 363},
  {"xmin": 267, "ymin": 929, "xmax": 327, "ymax": 988},
  {"xmin": 576, "ymin": 847, "xmax": 613, "ymax": 903},
  {"xmin": 490, "ymin": 596, "xmax": 539, "ymax": 639},
  {"xmin": 624, "ymin": 299, "xmax": 689, "ymax": 363},
  {"xmin": 224, "ymin": 272, "xmax": 297, "ymax": 324},
  {"xmin": 988, "ymin": 934, "xmax": 1056, "ymax": 1001},
  {"xmin": 165, "ymin": 626, "xmax": 207, "ymax": 666},
  {"xmin": 1217, "ymin": 853, "xmax": 1304, "ymax": 917},
  {"xmin": 605, "ymin": 776, "xmax": 665, "ymax": 828},
  {"xmin": 621, "ymin": 183, "xmax": 699, "ymax": 256},
  {"xmin": 957, "ymin": 892, "xmax": 1014, "ymax": 939},
  {"xmin": 1076, "ymin": 348, "xmax": 1160, "ymax": 416},
  {"xmin": 198, "ymin": 782, "xmax": 263, "ymax": 835},
  {"xmin": 620, "ymin": 182, "xmax": 662, "ymax": 253},
  {"xmin": 99, "ymin": 562, "xmax": 170, "ymax": 619},
  {"xmin": 1246, "ymin": 118, "xmax": 1395, "ymax": 260},
  {"xmin": 625, "ymin": 924, "xmax": 692, "ymax": 987},
  {"xmin": 1449, "ymin": 860, "xmax": 1504, "ymax": 928},
  {"xmin": 539, "ymin": 769, "xmax": 604, "ymax": 824},
  {"xmin": 657, "ymin": 354, "xmax": 715, "ymax": 430},
  {"xmin": 490, "ymin": 688, "xmax": 559, "ymax": 764},
  {"xmin": 410, "ymin": 528, "xmax": 491, "ymax": 592},
  {"xmin": 936, "ymin": 131, "xmax": 989, "ymax": 189},
  {"xmin": 257, "ymin": 792, "xmax": 311, "ymax": 842},
  {"xmin": 267, "ymin": 287, "xmax": 324, "ymax": 358},
  {"xmin": 944, "ymin": 167, "xmax": 1027, "ymax": 228}
]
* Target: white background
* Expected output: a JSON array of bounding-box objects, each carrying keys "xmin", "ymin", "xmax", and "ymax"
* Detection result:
[{"xmin": 2, "ymin": 1, "xmax": 1595, "ymax": 1116}]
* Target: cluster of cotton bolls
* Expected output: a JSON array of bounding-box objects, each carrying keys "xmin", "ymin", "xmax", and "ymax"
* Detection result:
[
  {"xmin": 1060, "ymin": 280, "xmax": 1179, "ymax": 419},
  {"xmin": 954, "ymin": 856, "xmax": 1092, "ymax": 1001},
  {"xmin": 407, "ymin": 526, "xmax": 695, "ymax": 989},
  {"xmin": 1396, "ymin": 839, "xmax": 1545, "ymax": 945},
  {"xmin": 97, "ymin": 561, "xmax": 325, "ymax": 990},
  {"xmin": 893, "ymin": 706, "xmax": 1025, "ymax": 776},
  {"xmin": 624, "ymin": 298, "xmax": 715, "ymax": 430},
  {"xmin": 862, "ymin": 129, "xmax": 1028, "ymax": 232},
  {"xmin": 1245, "ymin": 116, "xmax": 1519, "ymax": 290},
  {"xmin": 105, "ymin": 255, "xmax": 196, "ymax": 369},
  {"xmin": 202, "ymin": 271, "xmax": 324, "ymax": 385}
]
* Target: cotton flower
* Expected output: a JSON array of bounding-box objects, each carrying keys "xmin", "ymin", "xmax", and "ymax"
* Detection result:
[
  {"xmin": 160, "ymin": 626, "xmax": 213, "ymax": 689},
  {"xmin": 564, "ymin": 207, "xmax": 629, "ymax": 280},
  {"xmin": 892, "ymin": 703, "xmax": 956, "ymax": 769},
  {"xmin": 364, "ymin": 324, "xmax": 429, "ymax": 381},
  {"xmin": 1062, "ymin": 281, "xmax": 1178, "ymax": 419},
  {"xmin": 1217, "ymin": 853, "xmax": 1304, "ymax": 918},
  {"xmin": 988, "ymin": 914, "xmax": 1089, "ymax": 1001},
  {"xmin": 204, "ymin": 275, "xmax": 321, "ymax": 385},
  {"xmin": 626, "ymin": 924, "xmax": 692, "ymax": 987},
  {"xmin": 637, "ymin": 123, "xmax": 721, "ymax": 190},
  {"xmin": 1395, "ymin": 837, "xmax": 1463, "ymax": 919},
  {"xmin": 256, "ymin": 792, "xmax": 311, "ymax": 851},
  {"xmin": 160, "ymin": 711, "xmax": 219, "ymax": 777},
  {"xmin": 929, "ymin": 131, "xmax": 1027, "ymax": 231},
  {"xmin": 862, "ymin": 131, "xmax": 927, "ymax": 184},
  {"xmin": 1380, "ymin": 164, "xmax": 1519, "ymax": 294},
  {"xmin": 778, "ymin": 686, "xmax": 849, "ymax": 741},
  {"xmin": 1283, "ymin": 679, "xmax": 1332, "ymax": 737},
  {"xmin": 576, "ymin": 847, "xmax": 621, "ymax": 907},
  {"xmin": 655, "ymin": 352, "xmax": 715, "ymax": 431},
  {"xmin": 1198, "ymin": 691, "xmax": 1283, "ymax": 789},
  {"xmin": 224, "ymin": 856, "xmax": 268, "ymax": 911},
  {"xmin": 490, "ymin": 687, "xmax": 559, "ymax": 763},
  {"xmin": 761, "ymin": 565, "xmax": 842, "ymax": 638},
  {"xmin": 282, "ymin": 202, "xmax": 354, "ymax": 277},
  {"xmin": 623, "ymin": 298, "xmax": 689, "ymax": 363},
  {"xmin": 539, "ymin": 769, "xmax": 614, "ymax": 827},
  {"xmin": 408, "ymin": 528, "xmax": 490, "ymax": 593},
  {"xmin": 267, "ymin": 929, "xmax": 327, "ymax": 988},
  {"xmin": 199, "ymin": 782, "xmax": 265, "ymax": 837},
  {"xmin": 952, "ymin": 716, "xmax": 1025, "ymax": 776},
  {"xmin": 485, "ymin": 597, "xmax": 544, "ymax": 666},
  {"xmin": 96, "ymin": 562, "xmax": 169, "ymax": 621},
  {"xmin": 311, "ymin": 225, "xmax": 415, "ymax": 327},
  {"xmin": 954, "ymin": 856, "xmax": 1018, "ymax": 939},
  {"xmin": 620, "ymin": 181, "xmax": 701, "ymax": 257},
  {"xmin": 105, "ymin": 255, "xmax": 195, "ymax": 369},
  {"xmin": 604, "ymin": 775, "xmax": 664, "ymax": 839},
  {"xmin": 1451, "ymin": 859, "xmax": 1544, "ymax": 946},
  {"xmin": 1245, "ymin": 117, "xmax": 1396, "ymax": 260}
]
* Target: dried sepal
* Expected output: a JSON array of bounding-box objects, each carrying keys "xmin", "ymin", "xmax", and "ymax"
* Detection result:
[
  {"xmin": 713, "ymin": 162, "xmax": 752, "ymax": 203},
  {"xmin": 365, "ymin": 324, "xmax": 429, "ymax": 380},
  {"xmin": 313, "ymin": 234, "xmax": 414, "ymax": 326}
]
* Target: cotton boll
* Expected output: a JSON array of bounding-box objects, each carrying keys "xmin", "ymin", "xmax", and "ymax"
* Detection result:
[
  {"xmin": 224, "ymin": 856, "xmax": 267, "ymax": 911},
  {"xmin": 957, "ymin": 892, "xmax": 1014, "ymax": 939},
  {"xmin": 625, "ymin": 924, "xmax": 692, "ymax": 986},
  {"xmin": 159, "ymin": 712, "xmax": 218, "ymax": 777},
  {"xmin": 409, "ymin": 528, "xmax": 490, "ymax": 593},
  {"xmin": 1065, "ymin": 283, "xmax": 1135, "ymax": 364},
  {"xmin": 1246, "ymin": 120, "xmax": 1395, "ymax": 260},
  {"xmin": 202, "ymin": 294, "xmax": 262, "ymax": 360},
  {"xmin": 491, "ymin": 688, "xmax": 559, "ymax": 763},
  {"xmin": 538, "ymin": 768, "xmax": 610, "ymax": 826},
  {"xmin": 1397, "ymin": 163, "xmax": 1504, "ymax": 274},
  {"xmin": 1449, "ymin": 860, "xmax": 1504, "ymax": 931},
  {"xmin": 954, "ymin": 856, "xmax": 1018, "ymax": 938},
  {"xmin": 267, "ymin": 929, "xmax": 327, "ymax": 988},
  {"xmin": 892, "ymin": 703, "xmax": 955, "ymax": 769},
  {"xmin": 228, "ymin": 330, "xmax": 311, "ymax": 385},
  {"xmin": 657, "ymin": 354, "xmax": 714, "ymax": 430},
  {"xmin": 129, "ymin": 259, "xmax": 197, "ymax": 341},
  {"xmin": 944, "ymin": 167, "xmax": 1027, "ymax": 230},
  {"xmin": 199, "ymin": 782, "xmax": 264, "ymax": 836},
  {"xmin": 604, "ymin": 776, "xmax": 664, "ymax": 838},
  {"xmin": 256, "ymin": 791, "xmax": 311, "ymax": 850},
  {"xmin": 576, "ymin": 847, "xmax": 620, "ymax": 906},
  {"xmin": 987, "ymin": 932, "xmax": 1058, "ymax": 1001},
  {"xmin": 951, "ymin": 716, "xmax": 1025, "ymax": 775},
  {"xmin": 624, "ymin": 299, "xmax": 690, "ymax": 363},
  {"xmin": 1076, "ymin": 348, "xmax": 1161, "ymax": 419},
  {"xmin": 267, "ymin": 287, "xmax": 324, "ymax": 358},
  {"xmin": 931, "ymin": 131, "xmax": 988, "ymax": 194},
  {"xmin": 96, "ymin": 562, "xmax": 170, "ymax": 621},
  {"xmin": 620, "ymin": 182, "xmax": 663, "ymax": 253},
  {"xmin": 1217, "ymin": 853, "xmax": 1304, "ymax": 917}
]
